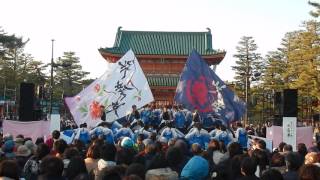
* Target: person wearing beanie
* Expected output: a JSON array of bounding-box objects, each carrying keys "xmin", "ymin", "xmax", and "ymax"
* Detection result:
[
  {"xmin": 24, "ymin": 140, "xmax": 36, "ymax": 156},
  {"xmin": 181, "ymin": 155, "xmax": 209, "ymax": 180},
  {"xmin": 16, "ymin": 145, "xmax": 32, "ymax": 175},
  {"xmin": 97, "ymin": 144, "xmax": 117, "ymax": 171},
  {"xmin": 2, "ymin": 140, "xmax": 15, "ymax": 159},
  {"xmin": 121, "ymin": 137, "xmax": 134, "ymax": 149}
]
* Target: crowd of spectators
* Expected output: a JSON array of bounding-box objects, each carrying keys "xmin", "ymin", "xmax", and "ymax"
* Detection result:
[{"xmin": 0, "ymin": 104, "xmax": 319, "ymax": 180}]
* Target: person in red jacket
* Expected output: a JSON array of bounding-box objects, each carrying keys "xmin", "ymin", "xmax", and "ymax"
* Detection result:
[{"xmin": 45, "ymin": 130, "xmax": 60, "ymax": 151}]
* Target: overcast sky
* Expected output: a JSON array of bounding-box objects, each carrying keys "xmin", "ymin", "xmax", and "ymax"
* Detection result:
[{"xmin": 0, "ymin": 0, "xmax": 315, "ymax": 81}]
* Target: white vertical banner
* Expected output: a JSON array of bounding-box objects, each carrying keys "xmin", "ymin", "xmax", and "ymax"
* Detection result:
[
  {"xmin": 50, "ymin": 114, "xmax": 61, "ymax": 133},
  {"xmin": 65, "ymin": 50, "xmax": 154, "ymax": 127},
  {"xmin": 282, "ymin": 117, "xmax": 297, "ymax": 151}
]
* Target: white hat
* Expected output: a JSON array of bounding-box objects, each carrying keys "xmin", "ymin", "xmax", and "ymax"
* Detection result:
[{"xmin": 16, "ymin": 145, "xmax": 31, "ymax": 157}]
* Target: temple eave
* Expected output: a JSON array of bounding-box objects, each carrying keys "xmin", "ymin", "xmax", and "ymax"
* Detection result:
[{"xmin": 99, "ymin": 50, "xmax": 226, "ymax": 65}]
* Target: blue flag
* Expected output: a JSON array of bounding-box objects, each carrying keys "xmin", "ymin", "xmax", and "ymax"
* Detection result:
[{"xmin": 174, "ymin": 50, "xmax": 246, "ymax": 124}]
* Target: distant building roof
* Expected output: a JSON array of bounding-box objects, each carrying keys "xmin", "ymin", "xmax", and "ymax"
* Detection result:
[{"xmin": 99, "ymin": 27, "xmax": 225, "ymax": 56}]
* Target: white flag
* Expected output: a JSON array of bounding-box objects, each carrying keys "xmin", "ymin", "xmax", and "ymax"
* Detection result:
[{"xmin": 65, "ymin": 50, "xmax": 154, "ymax": 127}]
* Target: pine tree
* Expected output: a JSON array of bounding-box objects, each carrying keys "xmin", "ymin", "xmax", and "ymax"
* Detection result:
[
  {"xmin": 285, "ymin": 21, "xmax": 320, "ymax": 112},
  {"xmin": 262, "ymin": 51, "xmax": 286, "ymax": 92},
  {"xmin": 53, "ymin": 52, "xmax": 89, "ymax": 100},
  {"xmin": 232, "ymin": 36, "xmax": 262, "ymax": 123},
  {"xmin": 232, "ymin": 36, "xmax": 262, "ymax": 100}
]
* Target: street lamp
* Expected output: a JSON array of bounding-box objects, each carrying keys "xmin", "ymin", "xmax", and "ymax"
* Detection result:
[
  {"xmin": 49, "ymin": 39, "xmax": 72, "ymax": 116},
  {"xmin": 49, "ymin": 39, "xmax": 54, "ymax": 115},
  {"xmin": 0, "ymin": 76, "xmax": 5, "ymax": 118},
  {"xmin": 240, "ymin": 71, "xmax": 261, "ymax": 126}
]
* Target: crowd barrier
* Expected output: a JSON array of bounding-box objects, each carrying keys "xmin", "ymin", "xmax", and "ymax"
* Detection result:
[
  {"xmin": 3, "ymin": 120, "xmax": 51, "ymax": 142},
  {"xmin": 266, "ymin": 126, "xmax": 313, "ymax": 149}
]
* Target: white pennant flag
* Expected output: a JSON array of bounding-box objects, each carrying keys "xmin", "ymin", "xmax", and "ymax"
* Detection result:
[{"xmin": 65, "ymin": 50, "xmax": 154, "ymax": 128}]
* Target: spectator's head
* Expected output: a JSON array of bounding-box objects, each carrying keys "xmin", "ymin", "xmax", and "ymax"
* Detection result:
[
  {"xmin": 132, "ymin": 105, "xmax": 137, "ymax": 111},
  {"xmin": 14, "ymin": 136, "xmax": 24, "ymax": 147},
  {"xmin": 209, "ymin": 139, "xmax": 220, "ymax": 151},
  {"xmin": 39, "ymin": 156, "xmax": 64, "ymax": 178},
  {"xmin": 35, "ymin": 137, "xmax": 44, "ymax": 145},
  {"xmin": 16, "ymin": 145, "xmax": 31, "ymax": 157},
  {"xmin": 97, "ymin": 165, "xmax": 124, "ymax": 180},
  {"xmin": 79, "ymin": 123, "xmax": 87, "ymax": 128},
  {"xmin": 63, "ymin": 147, "xmax": 80, "ymax": 159},
  {"xmin": 285, "ymin": 152, "xmax": 303, "ymax": 171},
  {"xmin": 146, "ymin": 168, "xmax": 178, "ymax": 180},
  {"xmin": 299, "ymin": 164, "xmax": 320, "ymax": 180},
  {"xmin": 166, "ymin": 147, "xmax": 183, "ymax": 169},
  {"xmin": 283, "ymin": 144, "xmax": 293, "ymax": 153},
  {"xmin": 65, "ymin": 156, "xmax": 88, "ymax": 180},
  {"xmin": 100, "ymin": 143, "xmax": 117, "ymax": 162},
  {"xmin": 0, "ymin": 160, "xmax": 19, "ymax": 180},
  {"xmin": 271, "ymin": 152, "xmax": 285, "ymax": 167},
  {"xmin": 53, "ymin": 139, "xmax": 68, "ymax": 155},
  {"xmin": 137, "ymin": 134, "xmax": 145, "ymax": 144},
  {"xmin": 52, "ymin": 130, "xmax": 60, "ymax": 140},
  {"xmin": 121, "ymin": 137, "xmax": 134, "ymax": 149},
  {"xmin": 145, "ymin": 142, "xmax": 157, "ymax": 155},
  {"xmin": 125, "ymin": 163, "xmax": 145, "ymax": 180},
  {"xmin": 92, "ymin": 138, "xmax": 104, "ymax": 147},
  {"xmin": 251, "ymin": 149, "xmax": 269, "ymax": 172},
  {"xmin": 149, "ymin": 132, "xmax": 157, "ymax": 142},
  {"xmin": 181, "ymin": 156, "xmax": 209, "ymax": 180},
  {"xmin": 3, "ymin": 133, "xmax": 13, "ymax": 142},
  {"xmin": 146, "ymin": 153, "xmax": 168, "ymax": 171},
  {"xmin": 304, "ymin": 152, "xmax": 319, "ymax": 165},
  {"xmin": 24, "ymin": 140, "xmax": 36, "ymax": 154},
  {"xmin": 261, "ymin": 169, "xmax": 283, "ymax": 180},
  {"xmin": 86, "ymin": 144, "xmax": 100, "ymax": 159},
  {"xmin": 256, "ymin": 139, "xmax": 266, "ymax": 150},
  {"xmin": 174, "ymin": 139, "xmax": 189, "ymax": 156},
  {"xmin": 278, "ymin": 142, "xmax": 286, "ymax": 152},
  {"xmin": 194, "ymin": 122, "xmax": 202, "ymax": 130},
  {"xmin": 36, "ymin": 143, "xmax": 50, "ymax": 160},
  {"xmin": 115, "ymin": 148, "xmax": 135, "ymax": 166},
  {"xmin": 191, "ymin": 143, "xmax": 202, "ymax": 155},
  {"xmin": 2, "ymin": 140, "xmax": 15, "ymax": 153},
  {"xmin": 240, "ymin": 157, "xmax": 257, "ymax": 176},
  {"xmin": 297, "ymin": 143, "xmax": 308, "ymax": 157},
  {"xmin": 237, "ymin": 122, "xmax": 243, "ymax": 128},
  {"xmin": 228, "ymin": 142, "xmax": 242, "ymax": 158}
]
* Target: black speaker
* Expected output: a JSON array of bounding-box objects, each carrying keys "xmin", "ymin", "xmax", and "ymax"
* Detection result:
[
  {"xmin": 19, "ymin": 83, "xmax": 35, "ymax": 121},
  {"xmin": 283, "ymin": 89, "xmax": 298, "ymax": 117},
  {"xmin": 275, "ymin": 92, "xmax": 282, "ymax": 105},
  {"xmin": 274, "ymin": 92, "xmax": 283, "ymax": 116},
  {"xmin": 273, "ymin": 114, "xmax": 283, "ymax": 126}
]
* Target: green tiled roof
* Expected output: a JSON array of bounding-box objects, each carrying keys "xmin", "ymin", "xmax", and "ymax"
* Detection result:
[
  {"xmin": 100, "ymin": 27, "xmax": 222, "ymax": 56},
  {"xmin": 147, "ymin": 75, "xmax": 180, "ymax": 87}
]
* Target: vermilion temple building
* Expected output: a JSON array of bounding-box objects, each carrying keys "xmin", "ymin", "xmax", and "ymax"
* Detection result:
[{"xmin": 99, "ymin": 27, "xmax": 226, "ymax": 105}]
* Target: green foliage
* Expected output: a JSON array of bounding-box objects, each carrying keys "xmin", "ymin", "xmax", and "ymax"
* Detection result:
[
  {"xmin": 232, "ymin": 36, "xmax": 262, "ymax": 99},
  {"xmin": 53, "ymin": 51, "xmax": 89, "ymax": 101},
  {"xmin": 309, "ymin": 1, "xmax": 320, "ymax": 17}
]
